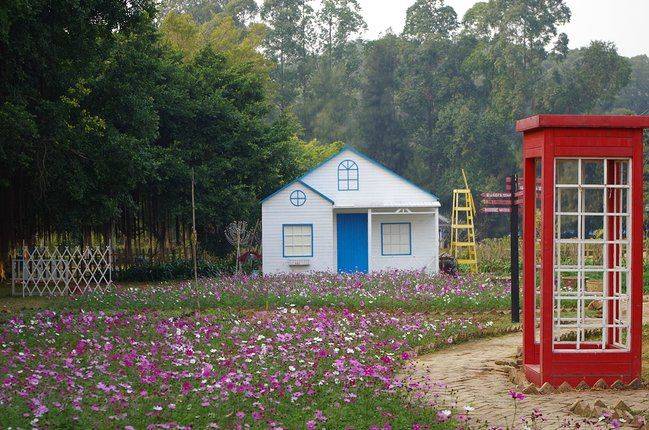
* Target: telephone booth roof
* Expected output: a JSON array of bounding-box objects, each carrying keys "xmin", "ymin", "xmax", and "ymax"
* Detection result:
[
  {"xmin": 517, "ymin": 114, "xmax": 649, "ymax": 132},
  {"xmin": 519, "ymin": 114, "xmax": 649, "ymax": 388}
]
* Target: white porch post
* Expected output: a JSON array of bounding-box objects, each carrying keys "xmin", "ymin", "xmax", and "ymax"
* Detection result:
[
  {"xmin": 433, "ymin": 207, "xmax": 440, "ymax": 272},
  {"xmin": 367, "ymin": 208, "xmax": 372, "ymax": 272}
]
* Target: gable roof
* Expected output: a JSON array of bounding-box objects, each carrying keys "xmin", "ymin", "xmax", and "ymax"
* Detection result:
[
  {"xmin": 261, "ymin": 145, "xmax": 439, "ymax": 204},
  {"xmin": 261, "ymin": 179, "xmax": 334, "ymax": 205}
]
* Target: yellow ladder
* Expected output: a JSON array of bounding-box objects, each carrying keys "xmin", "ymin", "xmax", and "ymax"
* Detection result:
[{"xmin": 450, "ymin": 169, "xmax": 478, "ymax": 272}]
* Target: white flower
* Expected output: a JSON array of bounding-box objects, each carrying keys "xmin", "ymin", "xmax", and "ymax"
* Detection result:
[
  {"xmin": 464, "ymin": 405, "xmax": 475, "ymax": 412},
  {"xmin": 153, "ymin": 405, "xmax": 163, "ymax": 411}
]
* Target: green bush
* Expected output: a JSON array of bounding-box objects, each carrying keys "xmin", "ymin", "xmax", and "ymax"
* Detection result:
[{"xmin": 115, "ymin": 258, "xmax": 231, "ymax": 282}]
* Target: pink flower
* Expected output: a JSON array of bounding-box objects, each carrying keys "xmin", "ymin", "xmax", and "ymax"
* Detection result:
[
  {"xmin": 34, "ymin": 404, "xmax": 49, "ymax": 417},
  {"xmin": 306, "ymin": 420, "xmax": 316, "ymax": 430},
  {"xmin": 314, "ymin": 410, "xmax": 326, "ymax": 422},
  {"xmin": 508, "ymin": 389, "xmax": 525, "ymax": 400},
  {"xmin": 436, "ymin": 410, "xmax": 452, "ymax": 422}
]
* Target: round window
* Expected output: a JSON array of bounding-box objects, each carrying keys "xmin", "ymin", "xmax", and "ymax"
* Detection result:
[{"xmin": 290, "ymin": 190, "xmax": 307, "ymax": 206}]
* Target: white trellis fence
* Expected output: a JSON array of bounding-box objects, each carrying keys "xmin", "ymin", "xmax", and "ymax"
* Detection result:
[{"xmin": 12, "ymin": 246, "xmax": 113, "ymax": 297}]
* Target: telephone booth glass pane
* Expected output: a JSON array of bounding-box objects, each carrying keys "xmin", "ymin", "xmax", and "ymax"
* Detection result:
[{"xmin": 553, "ymin": 158, "xmax": 631, "ymax": 351}]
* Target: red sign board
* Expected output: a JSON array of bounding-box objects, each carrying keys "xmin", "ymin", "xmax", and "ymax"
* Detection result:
[
  {"xmin": 481, "ymin": 207, "xmax": 512, "ymax": 213},
  {"xmin": 481, "ymin": 192, "xmax": 510, "ymax": 199},
  {"xmin": 482, "ymin": 199, "xmax": 511, "ymax": 206}
]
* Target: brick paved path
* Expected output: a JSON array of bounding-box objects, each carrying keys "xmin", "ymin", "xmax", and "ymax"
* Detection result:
[{"xmin": 405, "ymin": 333, "xmax": 649, "ymax": 429}]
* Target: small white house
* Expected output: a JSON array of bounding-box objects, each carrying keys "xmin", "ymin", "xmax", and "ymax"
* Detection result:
[{"xmin": 261, "ymin": 146, "xmax": 441, "ymax": 274}]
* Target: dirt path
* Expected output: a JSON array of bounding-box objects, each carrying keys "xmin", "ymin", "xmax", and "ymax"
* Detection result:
[{"xmin": 405, "ymin": 333, "xmax": 649, "ymax": 428}]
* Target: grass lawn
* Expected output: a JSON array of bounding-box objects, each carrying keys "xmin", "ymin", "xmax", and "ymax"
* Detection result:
[{"xmin": 0, "ymin": 271, "xmax": 514, "ymax": 429}]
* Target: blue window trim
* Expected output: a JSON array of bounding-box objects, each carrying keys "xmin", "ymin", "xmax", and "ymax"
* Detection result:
[
  {"xmin": 290, "ymin": 189, "xmax": 307, "ymax": 206},
  {"xmin": 380, "ymin": 222, "xmax": 412, "ymax": 256},
  {"xmin": 282, "ymin": 224, "xmax": 314, "ymax": 258},
  {"xmin": 337, "ymin": 159, "xmax": 359, "ymax": 191}
]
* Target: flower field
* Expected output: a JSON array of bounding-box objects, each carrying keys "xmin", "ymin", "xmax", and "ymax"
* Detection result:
[
  {"xmin": 68, "ymin": 271, "xmax": 511, "ymax": 312},
  {"xmin": 0, "ymin": 272, "xmax": 514, "ymax": 429}
]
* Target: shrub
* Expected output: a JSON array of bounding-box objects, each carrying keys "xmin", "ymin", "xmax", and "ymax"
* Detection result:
[{"xmin": 114, "ymin": 258, "xmax": 231, "ymax": 282}]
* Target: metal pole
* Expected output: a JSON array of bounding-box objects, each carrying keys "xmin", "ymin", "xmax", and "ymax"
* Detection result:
[{"xmin": 511, "ymin": 174, "xmax": 520, "ymax": 323}]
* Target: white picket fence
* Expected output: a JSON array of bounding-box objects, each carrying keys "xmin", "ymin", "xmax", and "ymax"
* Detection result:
[{"xmin": 12, "ymin": 246, "xmax": 113, "ymax": 296}]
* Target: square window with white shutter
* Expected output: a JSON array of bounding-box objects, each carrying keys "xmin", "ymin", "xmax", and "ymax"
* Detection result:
[
  {"xmin": 381, "ymin": 223, "xmax": 411, "ymax": 256},
  {"xmin": 283, "ymin": 224, "xmax": 313, "ymax": 257}
]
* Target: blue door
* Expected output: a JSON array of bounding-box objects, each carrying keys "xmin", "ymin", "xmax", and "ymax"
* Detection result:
[{"xmin": 337, "ymin": 213, "xmax": 368, "ymax": 273}]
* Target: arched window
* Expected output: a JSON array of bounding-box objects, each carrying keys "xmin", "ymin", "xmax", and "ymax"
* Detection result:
[
  {"xmin": 290, "ymin": 190, "xmax": 307, "ymax": 206},
  {"xmin": 338, "ymin": 160, "xmax": 359, "ymax": 191}
]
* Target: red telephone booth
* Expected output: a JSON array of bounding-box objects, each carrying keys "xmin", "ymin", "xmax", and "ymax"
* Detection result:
[{"xmin": 517, "ymin": 115, "xmax": 649, "ymax": 387}]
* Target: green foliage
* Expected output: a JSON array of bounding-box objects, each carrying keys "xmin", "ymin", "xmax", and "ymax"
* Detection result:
[
  {"xmin": 477, "ymin": 237, "xmax": 519, "ymax": 275},
  {"xmin": 0, "ymin": 0, "xmax": 314, "ymax": 262},
  {"xmin": 403, "ymin": 0, "xmax": 459, "ymax": 42},
  {"xmin": 115, "ymin": 258, "xmax": 231, "ymax": 282},
  {"xmin": 159, "ymin": 0, "xmax": 258, "ymax": 25},
  {"xmin": 537, "ymin": 41, "xmax": 632, "ymax": 113},
  {"xmin": 614, "ymin": 55, "xmax": 649, "ymax": 114},
  {"xmin": 298, "ymin": 139, "xmax": 345, "ymax": 170}
]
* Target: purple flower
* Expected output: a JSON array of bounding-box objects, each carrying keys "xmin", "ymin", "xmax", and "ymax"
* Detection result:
[
  {"xmin": 436, "ymin": 410, "xmax": 452, "ymax": 422},
  {"xmin": 508, "ymin": 389, "xmax": 525, "ymax": 401}
]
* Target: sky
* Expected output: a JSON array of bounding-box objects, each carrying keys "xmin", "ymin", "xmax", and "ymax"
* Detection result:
[{"xmin": 354, "ymin": 0, "xmax": 649, "ymax": 58}]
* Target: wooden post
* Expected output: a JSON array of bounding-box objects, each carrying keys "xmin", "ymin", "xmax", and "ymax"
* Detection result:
[
  {"xmin": 367, "ymin": 209, "xmax": 372, "ymax": 272},
  {"xmin": 191, "ymin": 168, "xmax": 198, "ymax": 286}
]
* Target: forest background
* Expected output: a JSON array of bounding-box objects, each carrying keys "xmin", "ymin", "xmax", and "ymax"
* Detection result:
[{"xmin": 1, "ymin": 0, "xmax": 646, "ymax": 271}]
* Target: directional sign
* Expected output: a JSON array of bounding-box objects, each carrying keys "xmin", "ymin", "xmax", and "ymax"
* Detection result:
[
  {"xmin": 481, "ymin": 199, "xmax": 511, "ymax": 206},
  {"xmin": 481, "ymin": 192, "xmax": 510, "ymax": 199},
  {"xmin": 481, "ymin": 207, "xmax": 512, "ymax": 213}
]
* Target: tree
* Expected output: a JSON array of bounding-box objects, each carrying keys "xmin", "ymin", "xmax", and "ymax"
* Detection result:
[
  {"xmin": 537, "ymin": 41, "xmax": 631, "ymax": 114},
  {"xmin": 261, "ymin": 0, "xmax": 316, "ymax": 108},
  {"xmin": 317, "ymin": 0, "xmax": 366, "ymax": 65},
  {"xmin": 403, "ymin": 0, "xmax": 459, "ymax": 42},
  {"xmin": 357, "ymin": 34, "xmax": 406, "ymax": 170},
  {"xmin": 614, "ymin": 55, "xmax": 649, "ymax": 114},
  {"xmin": 159, "ymin": 0, "xmax": 258, "ymax": 25},
  {"xmin": 160, "ymin": 11, "xmax": 270, "ymax": 72},
  {"xmin": 462, "ymin": 0, "xmax": 571, "ymax": 117},
  {"xmin": 0, "ymin": 0, "xmax": 158, "ymax": 263},
  {"xmin": 160, "ymin": 12, "xmax": 203, "ymax": 57}
]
